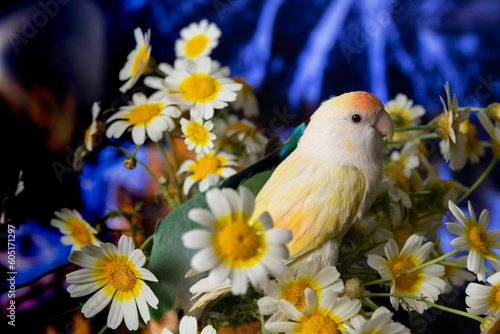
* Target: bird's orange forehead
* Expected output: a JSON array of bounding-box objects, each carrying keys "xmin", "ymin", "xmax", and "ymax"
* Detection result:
[{"xmin": 330, "ymin": 91, "xmax": 385, "ymax": 115}]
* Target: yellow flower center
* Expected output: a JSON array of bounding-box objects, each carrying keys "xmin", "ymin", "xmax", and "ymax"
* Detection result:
[
  {"xmin": 437, "ymin": 111, "xmax": 460, "ymax": 142},
  {"xmin": 125, "ymin": 103, "xmax": 164, "ymax": 125},
  {"xmin": 189, "ymin": 153, "xmax": 223, "ymax": 180},
  {"xmin": 179, "ymin": 73, "xmax": 221, "ymax": 102},
  {"xmin": 185, "ymin": 121, "xmax": 210, "ymax": 146},
  {"xmin": 233, "ymin": 76, "xmax": 253, "ymax": 96},
  {"xmin": 393, "ymin": 226, "xmax": 412, "ymax": 251},
  {"xmin": 66, "ymin": 217, "xmax": 93, "ymax": 247},
  {"xmin": 469, "ymin": 225, "xmax": 490, "ymax": 255},
  {"xmin": 215, "ymin": 221, "xmax": 264, "ymax": 265},
  {"xmin": 460, "ymin": 120, "xmax": 481, "ymax": 154},
  {"xmin": 301, "ymin": 314, "xmax": 339, "ymax": 334},
  {"xmin": 489, "ymin": 287, "xmax": 500, "ymax": 310},
  {"xmin": 487, "ymin": 317, "xmax": 500, "ymax": 334},
  {"xmin": 487, "ymin": 103, "xmax": 500, "ymax": 121},
  {"xmin": 185, "ymin": 34, "xmax": 209, "ymax": 59},
  {"xmin": 227, "ymin": 122, "xmax": 257, "ymax": 138},
  {"xmin": 444, "ymin": 265, "xmax": 459, "ymax": 276},
  {"xmin": 282, "ymin": 281, "xmax": 309, "ymax": 311},
  {"xmin": 104, "ymin": 257, "xmax": 138, "ymax": 292},
  {"xmin": 131, "ymin": 46, "xmax": 149, "ymax": 76},
  {"xmin": 390, "ymin": 257, "xmax": 422, "ymax": 293},
  {"xmin": 388, "ymin": 107, "xmax": 412, "ymax": 128}
]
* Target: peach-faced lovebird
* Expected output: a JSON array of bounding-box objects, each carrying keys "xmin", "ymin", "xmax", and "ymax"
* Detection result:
[
  {"xmin": 252, "ymin": 91, "xmax": 393, "ymax": 269},
  {"xmin": 146, "ymin": 91, "xmax": 393, "ymax": 325}
]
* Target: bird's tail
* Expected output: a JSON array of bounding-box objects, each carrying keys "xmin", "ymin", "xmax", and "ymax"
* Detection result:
[{"xmin": 285, "ymin": 234, "xmax": 345, "ymax": 271}]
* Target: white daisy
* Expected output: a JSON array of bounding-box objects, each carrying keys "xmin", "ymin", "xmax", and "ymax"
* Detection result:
[
  {"xmin": 367, "ymin": 234, "xmax": 446, "ymax": 313},
  {"xmin": 66, "ymin": 235, "xmax": 159, "ymax": 331},
  {"xmin": 232, "ymin": 76, "xmax": 259, "ymax": 117},
  {"xmin": 440, "ymin": 179, "xmax": 469, "ymax": 210},
  {"xmin": 144, "ymin": 61, "xmax": 178, "ymax": 102},
  {"xmin": 15, "ymin": 170, "xmax": 24, "ymax": 196},
  {"xmin": 437, "ymin": 82, "xmax": 471, "ymax": 171},
  {"xmin": 460, "ymin": 119, "xmax": 490, "ymax": 164},
  {"xmin": 265, "ymin": 288, "xmax": 361, "ymax": 334},
  {"xmin": 182, "ymin": 186, "xmax": 292, "ymax": 295},
  {"xmin": 214, "ymin": 115, "xmax": 268, "ymax": 160},
  {"xmin": 50, "ymin": 208, "xmax": 100, "ymax": 250},
  {"xmin": 180, "ymin": 117, "xmax": 217, "ymax": 154},
  {"xmin": 84, "ymin": 102, "xmax": 104, "ymax": 152},
  {"xmin": 446, "ymin": 200, "xmax": 500, "ymax": 281},
  {"xmin": 165, "ymin": 56, "xmax": 242, "ymax": 119},
  {"xmin": 478, "ymin": 110, "xmax": 500, "ymax": 157},
  {"xmin": 378, "ymin": 177, "xmax": 412, "ymax": 224},
  {"xmin": 442, "ymin": 255, "xmax": 477, "ymax": 293},
  {"xmin": 178, "ymin": 150, "xmax": 238, "ymax": 195},
  {"xmin": 225, "ymin": 116, "xmax": 268, "ymax": 154},
  {"xmin": 390, "ymin": 141, "xmax": 421, "ymax": 178},
  {"xmin": 344, "ymin": 306, "xmax": 411, "ymax": 334},
  {"xmin": 106, "ymin": 92, "xmax": 181, "ymax": 145},
  {"xmin": 162, "ymin": 315, "xmax": 216, "ymax": 334},
  {"xmin": 386, "ymin": 93, "xmax": 425, "ymax": 141},
  {"xmin": 175, "ymin": 19, "xmax": 221, "ymax": 60},
  {"xmin": 466, "ymin": 272, "xmax": 500, "ymax": 316},
  {"xmin": 258, "ymin": 254, "xmax": 344, "ymax": 323},
  {"xmin": 119, "ymin": 27, "xmax": 151, "ymax": 93}
]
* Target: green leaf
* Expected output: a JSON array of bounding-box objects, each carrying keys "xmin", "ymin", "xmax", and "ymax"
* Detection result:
[{"xmin": 148, "ymin": 191, "xmax": 209, "ymax": 320}]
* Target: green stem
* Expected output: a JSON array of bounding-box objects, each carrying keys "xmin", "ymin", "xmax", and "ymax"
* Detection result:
[
  {"xmin": 140, "ymin": 234, "xmax": 154, "ymax": 251},
  {"xmin": 260, "ymin": 314, "xmax": 268, "ymax": 334},
  {"xmin": 394, "ymin": 250, "xmax": 459, "ymax": 278},
  {"xmin": 156, "ymin": 141, "xmax": 183, "ymax": 203},
  {"xmin": 365, "ymin": 250, "xmax": 459, "ymax": 286},
  {"xmin": 132, "ymin": 144, "xmax": 141, "ymax": 158},
  {"xmin": 394, "ymin": 124, "xmax": 437, "ymax": 132},
  {"xmin": 440, "ymin": 261, "xmax": 496, "ymax": 275},
  {"xmin": 113, "ymin": 144, "xmax": 178, "ymax": 208},
  {"xmin": 364, "ymin": 278, "xmax": 388, "ymax": 286},
  {"xmin": 364, "ymin": 293, "xmax": 484, "ymax": 323},
  {"xmin": 154, "ymin": 67, "xmax": 167, "ymax": 77},
  {"xmin": 47, "ymin": 304, "xmax": 83, "ymax": 321},
  {"xmin": 468, "ymin": 107, "xmax": 486, "ymax": 112},
  {"xmin": 343, "ymin": 213, "xmax": 388, "ymax": 260},
  {"xmin": 97, "ymin": 324, "xmax": 108, "ymax": 334},
  {"xmin": 361, "ymin": 297, "xmax": 379, "ymax": 311},
  {"xmin": 165, "ymin": 132, "xmax": 179, "ymax": 170},
  {"xmin": 415, "ymin": 133, "xmax": 439, "ymax": 140},
  {"xmin": 113, "ymin": 145, "xmax": 160, "ymax": 184},
  {"xmin": 457, "ymin": 157, "xmax": 499, "ymax": 205}
]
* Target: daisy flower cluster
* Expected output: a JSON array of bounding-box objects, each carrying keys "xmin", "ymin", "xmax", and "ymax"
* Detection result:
[
  {"xmin": 41, "ymin": 20, "xmax": 500, "ymax": 334},
  {"xmin": 75, "ymin": 19, "xmax": 265, "ymax": 203}
]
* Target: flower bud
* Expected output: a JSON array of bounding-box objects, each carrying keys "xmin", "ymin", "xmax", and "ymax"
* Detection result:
[
  {"xmin": 345, "ymin": 278, "xmax": 365, "ymax": 299},
  {"xmin": 123, "ymin": 157, "xmax": 137, "ymax": 169},
  {"xmin": 480, "ymin": 315, "xmax": 498, "ymax": 332},
  {"xmin": 487, "ymin": 103, "xmax": 500, "ymax": 121}
]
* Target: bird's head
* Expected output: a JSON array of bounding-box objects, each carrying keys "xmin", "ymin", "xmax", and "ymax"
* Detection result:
[{"xmin": 299, "ymin": 91, "xmax": 394, "ymax": 164}]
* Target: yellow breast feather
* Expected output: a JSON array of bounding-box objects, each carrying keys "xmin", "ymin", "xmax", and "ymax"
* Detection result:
[{"xmin": 253, "ymin": 152, "xmax": 365, "ymax": 259}]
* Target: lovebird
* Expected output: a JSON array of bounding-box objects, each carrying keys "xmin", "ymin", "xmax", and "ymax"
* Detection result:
[
  {"xmin": 252, "ymin": 91, "xmax": 393, "ymax": 269},
  {"xmin": 147, "ymin": 91, "xmax": 393, "ymax": 329}
]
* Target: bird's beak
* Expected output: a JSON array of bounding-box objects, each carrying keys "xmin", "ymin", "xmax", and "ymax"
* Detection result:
[{"xmin": 374, "ymin": 109, "xmax": 394, "ymax": 142}]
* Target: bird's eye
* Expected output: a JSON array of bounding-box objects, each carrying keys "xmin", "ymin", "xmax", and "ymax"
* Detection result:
[{"xmin": 350, "ymin": 113, "xmax": 363, "ymax": 124}]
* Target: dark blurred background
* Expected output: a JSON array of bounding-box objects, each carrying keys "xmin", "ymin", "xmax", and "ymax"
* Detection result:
[{"xmin": 1, "ymin": 0, "xmax": 500, "ymax": 332}]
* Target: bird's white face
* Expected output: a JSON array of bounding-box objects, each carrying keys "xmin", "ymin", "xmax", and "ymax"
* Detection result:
[
  {"xmin": 298, "ymin": 91, "xmax": 394, "ymax": 166},
  {"xmin": 340, "ymin": 107, "xmax": 393, "ymax": 155}
]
